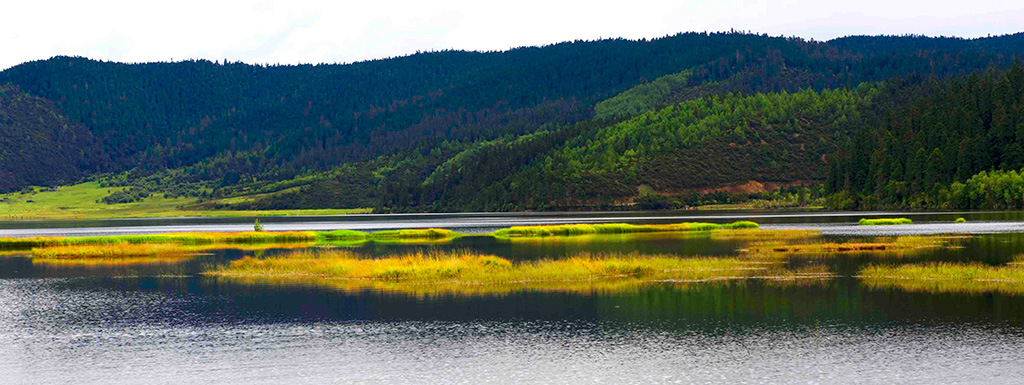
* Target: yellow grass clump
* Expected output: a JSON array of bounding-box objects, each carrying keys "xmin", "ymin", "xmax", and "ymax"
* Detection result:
[
  {"xmin": 30, "ymin": 243, "xmax": 192, "ymax": 259},
  {"xmin": 369, "ymin": 228, "xmax": 464, "ymax": 239},
  {"xmin": 0, "ymin": 231, "xmax": 320, "ymax": 249},
  {"xmin": 32, "ymin": 255, "xmax": 197, "ymax": 267},
  {"xmin": 709, "ymin": 228, "xmax": 821, "ymax": 240},
  {"xmin": 204, "ymin": 249, "xmax": 831, "ymax": 296},
  {"xmin": 745, "ymin": 236, "xmax": 954, "ymax": 257},
  {"xmin": 25, "ymin": 241, "xmax": 319, "ymax": 266},
  {"xmin": 491, "ymin": 221, "xmax": 757, "ymax": 238},
  {"xmin": 28, "ymin": 243, "xmax": 199, "ymax": 266},
  {"xmin": 859, "ymin": 262, "xmax": 1024, "ymax": 294}
]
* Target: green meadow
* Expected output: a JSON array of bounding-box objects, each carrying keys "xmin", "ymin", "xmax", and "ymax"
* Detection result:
[{"xmin": 0, "ymin": 182, "xmax": 371, "ymax": 220}]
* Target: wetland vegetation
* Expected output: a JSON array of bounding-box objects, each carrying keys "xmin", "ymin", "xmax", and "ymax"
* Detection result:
[
  {"xmin": 8, "ymin": 221, "xmax": 1022, "ymax": 297},
  {"xmin": 860, "ymin": 257, "xmax": 1024, "ymax": 294},
  {"xmin": 0, "ymin": 221, "xmax": 764, "ymax": 250},
  {"xmin": 205, "ymin": 249, "xmax": 830, "ymax": 295},
  {"xmin": 744, "ymin": 236, "xmax": 955, "ymax": 257},
  {"xmin": 491, "ymin": 221, "xmax": 757, "ymax": 237},
  {"xmin": 858, "ymin": 218, "xmax": 913, "ymax": 226}
]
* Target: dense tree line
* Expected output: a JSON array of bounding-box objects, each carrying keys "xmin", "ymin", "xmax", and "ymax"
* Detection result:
[{"xmin": 826, "ymin": 63, "xmax": 1024, "ymax": 209}]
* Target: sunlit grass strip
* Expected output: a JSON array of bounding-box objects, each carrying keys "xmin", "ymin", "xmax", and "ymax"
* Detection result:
[
  {"xmin": 0, "ymin": 231, "xmax": 319, "ymax": 249},
  {"xmin": 860, "ymin": 262, "xmax": 1024, "ymax": 294},
  {"xmin": 31, "ymin": 242, "xmax": 315, "ymax": 257},
  {"xmin": 25, "ymin": 242, "xmax": 315, "ymax": 265},
  {"xmin": 32, "ymin": 255, "xmax": 197, "ymax": 266},
  {"xmin": 205, "ymin": 250, "xmax": 806, "ymax": 295},
  {"xmin": 316, "ymin": 229, "xmax": 370, "ymax": 240},
  {"xmin": 746, "ymin": 236, "xmax": 951, "ymax": 257},
  {"xmin": 492, "ymin": 221, "xmax": 757, "ymax": 238},
  {"xmin": 496, "ymin": 231, "xmax": 711, "ymax": 245},
  {"xmin": 29, "ymin": 243, "xmax": 199, "ymax": 266},
  {"xmin": 858, "ymin": 218, "xmax": 913, "ymax": 226},
  {"xmin": 30, "ymin": 243, "xmax": 193, "ymax": 259},
  {"xmin": 709, "ymin": 229, "xmax": 821, "ymax": 240},
  {"xmin": 191, "ymin": 242, "xmax": 317, "ymax": 251},
  {"xmin": 1, "ymin": 221, "xmax": 763, "ymax": 249},
  {"xmin": 369, "ymin": 228, "xmax": 464, "ymax": 239},
  {"xmin": 318, "ymin": 228, "xmax": 464, "ymax": 244}
]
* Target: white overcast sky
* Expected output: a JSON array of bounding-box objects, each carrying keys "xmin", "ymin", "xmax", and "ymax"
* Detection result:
[{"xmin": 3, "ymin": 0, "xmax": 1023, "ymax": 70}]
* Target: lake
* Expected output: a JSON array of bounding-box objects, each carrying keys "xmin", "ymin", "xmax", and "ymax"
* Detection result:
[{"xmin": 2, "ymin": 211, "xmax": 1024, "ymax": 384}]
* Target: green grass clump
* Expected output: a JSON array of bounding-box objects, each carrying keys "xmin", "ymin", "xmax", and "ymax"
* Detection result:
[
  {"xmin": 316, "ymin": 229, "xmax": 370, "ymax": 240},
  {"xmin": 369, "ymin": 228, "xmax": 463, "ymax": 239},
  {"xmin": 721, "ymin": 221, "xmax": 759, "ymax": 229},
  {"xmin": 858, "ymin": 218, "xmax": 913, "ymax": 226},
  {"xmin": 491, "ymin": 221, "xmax": 756, "ymax": 237},
  {"xmin": 860, "ymin": 262, "xmax": 1024, "ymax": 294},
  {"xmin": 955, "ymin": 217, "xmax": 967, "ymax": 223}
]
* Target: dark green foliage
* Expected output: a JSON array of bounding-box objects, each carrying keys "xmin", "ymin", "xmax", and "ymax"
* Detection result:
[
  {"xmin": 826, "ymin": 63, "xmax": 1024, "ymax": 209},
  {"xmin": 5, "ymin": 32, "xmax": 815, "ymax": 175},
  {"xmin": 433, "ymin": 88, "xmax": 874, "ymax": 210},
  {"xmin": 594, "ymin": 70, "xmax": 691, "ymax": 120},
  {"xmin": 2, "ymin": 32, "xmax": 1024, "ymax": 210},
  {"xmin": 0, "ymin": 86, "xmax": 107, "ymax": 191}
]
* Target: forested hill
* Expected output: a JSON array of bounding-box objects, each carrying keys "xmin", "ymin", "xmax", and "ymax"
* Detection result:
[
  {"xmin": 826, "ymin": 64, "xmax": 1024, "ymax": 210},
  {"xmin": 0, "ymin": 86, "xmax": 107, "ymax": 191},
  {"xmin": 1, "ymin": 32, "xmax": 1024, "ymax": 212}
]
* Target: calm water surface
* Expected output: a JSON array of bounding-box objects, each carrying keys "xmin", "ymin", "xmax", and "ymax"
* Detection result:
[{"xmin": 3, "ymin": 211, "xmax": 1024, "ymax": 384}]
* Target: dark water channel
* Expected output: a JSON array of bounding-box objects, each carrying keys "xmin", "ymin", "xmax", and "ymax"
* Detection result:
[{"xmin": 3, "ymin": 211, "xmax": 1024, "ymax": 384}]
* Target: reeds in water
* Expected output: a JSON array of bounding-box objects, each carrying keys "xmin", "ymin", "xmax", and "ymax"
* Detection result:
[
  {"xmin": 1, "ymin": 222, "xmax": 767, "ymax": 250},
  {"xmin": 30, "ymin": 243, "xmax": 192, "ymax": 259},
  {"xmin": 745, "ymin": 236, "xmax": 952, "ymax": 257},
  {"xmin": 369, "ymin": 228, "xmax": 464, "ymax": 239},
  {"xmin": 709, "ymin": 229, "xmax": 821, "ymax": 240},
  {"xmin": 0, "ymin": 231, "xmax": 319, "ymax": 249},
  {"xmin": 206, "ymin": 250, "xmax": 806, "ymax": 295},
  {"xmin": 858, "ymin": 218, "xmax": 913, "ymax": 226},
  {"xmin": 859, "ymin": 261, "xmax": 1024, "ymax": 294},
  {"xmin": 316, "ymin": 230, "xmax": 370, "ymax": 240},
  {"xmin": 492, "ymin": 221, "xmax": 757, "ymax": 238}
]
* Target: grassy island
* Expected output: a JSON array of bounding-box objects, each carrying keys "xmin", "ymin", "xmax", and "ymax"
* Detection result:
[
  {"xmin": 492, "ymin": 221, "xmax": 757, "ymax": 237},
  {"xmin": 0, "ymin": 231, "xmax": 321, "ymax": 249},
  {"xmin": 858, "ymin": 218, "xmax": 913, "ymax": 226},
  {"xmin": 860, "ymin": 260, "xmax": 1024, "ymax": 294},
  {"xmin": 1, "ymin": 221, "xmax": 765, "ymax": 251},
  {"xmin": 746, "ymin": 236, "xmax": 952, "ymax": 257},
  {"xmin": 206, "ymin": 250, "xmax": 831, "ymax": 295}
]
